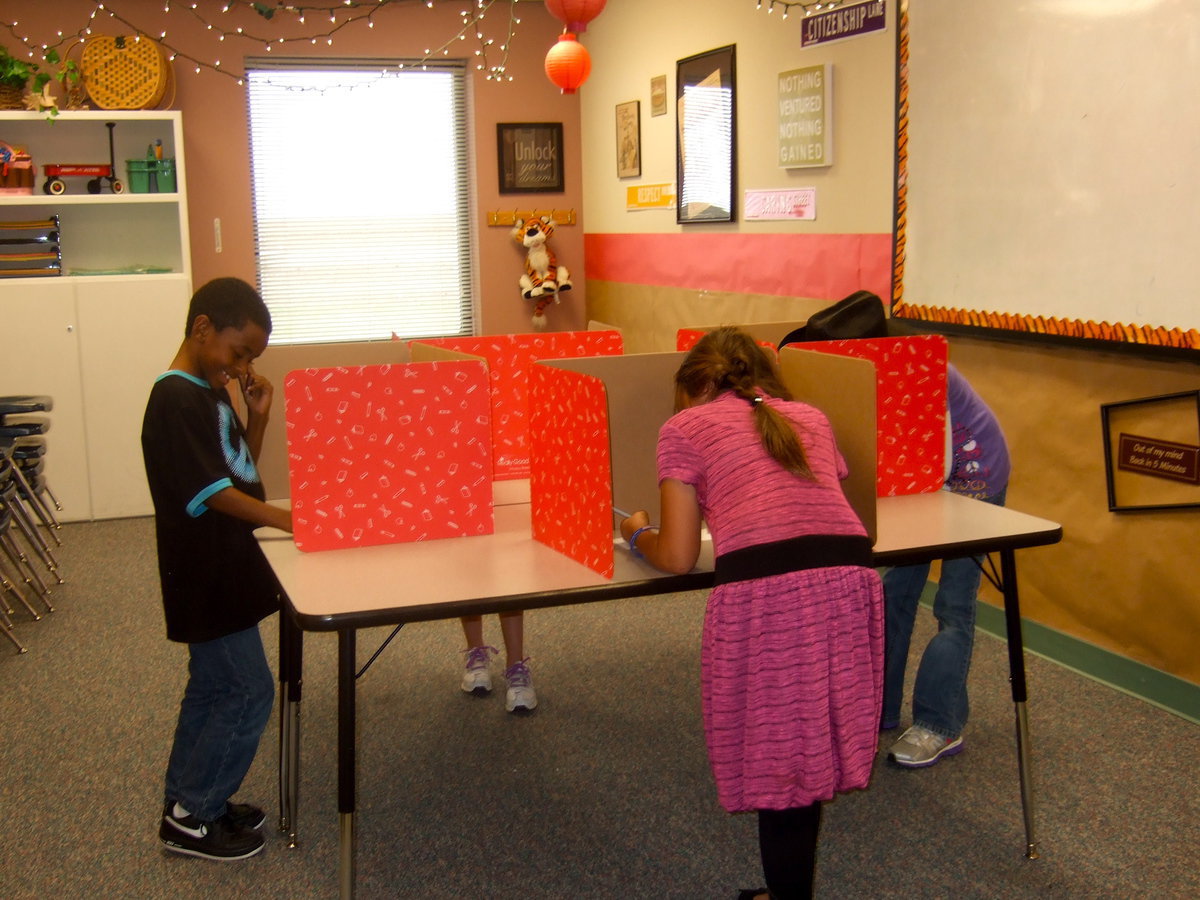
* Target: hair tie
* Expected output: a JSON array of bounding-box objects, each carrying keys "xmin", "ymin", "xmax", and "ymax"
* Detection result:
[{"xmin": 752, "ymin": 395, "xmax": 763, "ymax": 405}]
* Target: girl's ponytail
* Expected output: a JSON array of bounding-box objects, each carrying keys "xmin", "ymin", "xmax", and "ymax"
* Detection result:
[{"xmin": 675, "ymin": 327, "xmax": 813, "ymax": 479}]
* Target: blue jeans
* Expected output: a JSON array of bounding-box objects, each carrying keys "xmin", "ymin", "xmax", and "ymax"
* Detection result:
[
  {"xmin": 164, "ymin": 625, "xmax": 275, "ymax": 822},
  {"xmin": 882, "ymin": 490, "xmax": 1006, "ymax": 740}
]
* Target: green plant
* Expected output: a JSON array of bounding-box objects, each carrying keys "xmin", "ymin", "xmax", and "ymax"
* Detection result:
[
  {"xmin": 33, "ymin": 49, "xmax": 80, "ymax": 94},
  {"xmin": 0, "ymin": 45, "xmax": 37, "ymax": 89}
]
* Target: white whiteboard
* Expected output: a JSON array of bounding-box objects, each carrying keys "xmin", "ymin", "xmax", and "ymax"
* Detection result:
[{"xmin": 904, "ymin": 0, "xmax": 1200, "ymax": 334}]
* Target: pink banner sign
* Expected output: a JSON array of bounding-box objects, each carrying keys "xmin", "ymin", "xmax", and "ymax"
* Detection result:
[{"xmin": 744, "ymin": 188, "xmax": 817, "ymax": 221}]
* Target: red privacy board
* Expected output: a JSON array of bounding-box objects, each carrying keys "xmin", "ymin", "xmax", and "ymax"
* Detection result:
[
  {"xmin": 528, "ymin": 363, "xmax": 615, "ymax": 578},
  {"xmin": 284, "ymin": 362, "xmax": 493, "ymax": 552},
  {"xmin": 801, "ymin": 335, "xmax": 948, "ymax": 496},
  {"xmin": 411, "ymin": 331, "xmax": 623, "ymax": 481}
]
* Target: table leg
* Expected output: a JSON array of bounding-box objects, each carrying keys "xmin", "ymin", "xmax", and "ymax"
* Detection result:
[
  {"xmin": 277, "ymin": 606, "xmax": 303, "ymax": 846},
  {"xmin": 999, "ymin": 548, "xmax": 1039, "ymax": 859},
  {"xmin": 338, "ymin": 627, "xmax": 357, "ymax": 899}
]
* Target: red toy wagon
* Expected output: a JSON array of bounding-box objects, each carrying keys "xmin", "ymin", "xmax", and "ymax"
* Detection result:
[{"xmin": 41, "ymin": 121, "xmax": 124, "ymax": 195}]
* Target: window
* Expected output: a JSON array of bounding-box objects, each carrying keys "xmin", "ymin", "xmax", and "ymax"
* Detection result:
[{"xmin": 245, "ymin": 59, "xmax": 474, "ymax": 345}]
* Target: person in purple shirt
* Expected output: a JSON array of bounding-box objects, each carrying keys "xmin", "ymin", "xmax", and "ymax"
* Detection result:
[
  {"xmin": 882, "ymin": 362, "xmax": 1011, "ymax": 767},
  {"xmin": 780, "ymin": 290, "xmax": 1012, "ymax": 769}
]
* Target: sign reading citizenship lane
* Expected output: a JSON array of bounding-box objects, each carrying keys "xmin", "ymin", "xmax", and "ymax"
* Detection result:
[{"xmin": 801, "ymin": 1, "xmax": 887, "ymax": 49}]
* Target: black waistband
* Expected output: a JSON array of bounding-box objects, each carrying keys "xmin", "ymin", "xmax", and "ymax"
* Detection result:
[{"xmin": 714, "ymin": 534, "xmax": 873, "ymax": 586}]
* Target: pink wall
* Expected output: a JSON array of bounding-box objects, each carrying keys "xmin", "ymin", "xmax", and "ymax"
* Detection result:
[{"xmin": 6, "ymin": 1, "xmax": 586, "ymax": 335}]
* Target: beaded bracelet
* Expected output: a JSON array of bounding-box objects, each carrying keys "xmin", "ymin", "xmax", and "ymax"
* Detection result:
[{"xmin": 628, "ymin": 525, "xmax": 659, "ymax": 559}]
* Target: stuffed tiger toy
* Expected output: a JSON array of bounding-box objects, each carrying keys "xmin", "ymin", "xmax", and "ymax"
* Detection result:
[{"xmin": 512, "ymin": 215, "xmax": 572, "ymax": 328}]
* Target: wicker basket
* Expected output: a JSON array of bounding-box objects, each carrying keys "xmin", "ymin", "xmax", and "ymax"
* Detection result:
[
  {"xmin": 0, "ymin": 83, "xmax": 25, "ymax": 110},
  {"xmin": 81, "ymin": 34, "xmax": 170, "ymax": 110}
]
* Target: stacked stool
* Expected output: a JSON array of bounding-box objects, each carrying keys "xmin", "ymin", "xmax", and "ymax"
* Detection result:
[{"xmin": 0, "ymin": 395, "xmax": 65, "ymax": 653}]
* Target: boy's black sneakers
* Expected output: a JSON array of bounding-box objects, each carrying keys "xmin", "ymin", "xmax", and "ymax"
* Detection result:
[
  {"xmin": 160, "ymin": 804, "xmax": 265, "ymax": 860},
  {"xmin": 225, "ymin": 801, "xmax": 266, "ymax": 831}
]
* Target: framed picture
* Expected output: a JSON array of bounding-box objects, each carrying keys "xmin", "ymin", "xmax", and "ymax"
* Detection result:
[
  {"xmin": 650, "ymin": 75, "xmax": 667, "ymax": 116},
  {"xmin": 496, "ymin": 122, "xmax": 564, "ymax": 194},
  {"xmin": 1100, "ymin": 390, "xmax": 1200, "ymax": 512},
  {"xmin": 676, "ymin": 44, "xmax": 737, "ymax": 224},
  {"xmin": 615, "ymin": 100, "xmax": 641, "ymax": 178}
]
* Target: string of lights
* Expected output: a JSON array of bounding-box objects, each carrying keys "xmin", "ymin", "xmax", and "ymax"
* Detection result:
[
  {"xmin": 755, "ymin": 0, "xmax": 853, "ymax": 20},
  {"xmin": 1, "ymin": 0, "xmax": 527, "ymax": 87}
]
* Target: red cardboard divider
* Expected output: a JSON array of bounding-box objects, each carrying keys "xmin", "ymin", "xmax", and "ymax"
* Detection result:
[
  {"xmin": 528, "ymin": 364, "xmax": 615, "ymax": 577},
  {"xmin": 411, "ymin": 331, "xmax": 623, "ymax": 481},
  {"xmin": 797, "ymin": 335, "xmax": 948, "ymax": 495},
  {"xmin": 284, "ymin": 362, "xmax": 493, "ymax": 552}
]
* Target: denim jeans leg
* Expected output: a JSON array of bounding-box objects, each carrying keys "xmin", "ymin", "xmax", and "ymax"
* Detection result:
[
  {"xmin": 910, "ymin": 555, "xmax": 982, "ymax": 738},
  {"xmin": 882, "ymin": 561, "xmax": 931, "ymax": 726},
  {"xmin": 911, "ymin": 490, "xmax": 1007, "ymax": 739},
  {"xmin": 164, "ymin": 625, "xmax": 275, "ymax": 822}
]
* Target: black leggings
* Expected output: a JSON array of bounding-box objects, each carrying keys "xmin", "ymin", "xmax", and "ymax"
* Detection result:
[{"xmin": 757, "ymin": 802, "xmax": 823, "ymax": 900}]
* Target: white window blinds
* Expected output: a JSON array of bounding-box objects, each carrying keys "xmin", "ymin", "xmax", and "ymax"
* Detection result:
[{"xmin": 245, "ymin": 60, "xmax": 474, "ymax": 345}]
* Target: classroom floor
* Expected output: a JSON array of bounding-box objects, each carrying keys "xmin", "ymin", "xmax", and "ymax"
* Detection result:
[{"xmin": 1, "ymin": 516, "xmax": 1197, "ymax": 898}]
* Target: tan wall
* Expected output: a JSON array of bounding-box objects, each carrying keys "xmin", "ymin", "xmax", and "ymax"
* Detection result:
[
  {"xmin": 948, "ymin": 337, "xmax": 1200, "ymax": 684},
  {"xmin": 588, "ymin": 281, "xmax": 829, "ymax": 353}
]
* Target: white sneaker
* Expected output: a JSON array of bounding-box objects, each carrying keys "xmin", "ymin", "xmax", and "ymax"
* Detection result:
[
  {"xmin": 504, "ymin": 658, "xmax": 538, "ymax": 713},
  {"xmin": 888, "ymin": 724, "xmax": 964, "ymax": 768},
  {"xmin": 460, "ymin": 645, "xmax": 496, "ymax": 695}
]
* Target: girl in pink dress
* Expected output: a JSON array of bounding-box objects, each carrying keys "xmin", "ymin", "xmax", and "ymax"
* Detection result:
[{"xmin": 620, "ymin": 327, "xmax": 883, "ymax": 900}]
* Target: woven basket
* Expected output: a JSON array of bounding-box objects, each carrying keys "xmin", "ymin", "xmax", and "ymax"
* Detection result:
[
  {"xmin": 0, "ymin": 83, "xmax": 25, "ymax": 110},
  {"xmin": 81, "ymin": 34, "xmax": 170, "ymax": 110}
]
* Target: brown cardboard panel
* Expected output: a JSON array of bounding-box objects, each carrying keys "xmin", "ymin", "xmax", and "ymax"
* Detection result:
[
  {"xmin": 409, "ymin": 342, "xmax": 485, "ymax": 365},
  {"xmin": 587, "ymin": 281, "xmax": 829, "ymax": 352},
  {"xmin": 680, "ymin": 320, "xmax": 810, "ymax": 349},
  {"xmin": 778, "ymin": 347, "xmax": 879, "ymax": 542},
  {"xmin": 540, "ymin": 353, "xmax": 684, "ymax": 524}
]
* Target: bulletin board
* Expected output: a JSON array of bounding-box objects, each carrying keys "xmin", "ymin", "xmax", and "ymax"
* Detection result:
[{"xmin": 896, "ymin": 0, "xmax": 1200, "ymax": 352}]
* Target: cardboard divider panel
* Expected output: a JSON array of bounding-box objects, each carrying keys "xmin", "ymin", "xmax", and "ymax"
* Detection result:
[
  {"xmin": 778, "ymin": 348, "xmax": 879, "ymax": 541},
  {"xmin": 792, "ymin": 335, "xmax": 948, "ymax": 496},
  {"xmin": 284, "ymin": 362, "xmax": 493, "ymax": 552},
  {"xmin": 676, "ymin": 320, "xmax": 812, "ymax": 352},
  {"xmin": 411, "ymin": 331, "xmax": 623, "ymax": 481},
  {"xmin": 530, "ymin": 353, "xmax": 683, "ymax": 576},
  {"xmin": 528, "ymin": 364, "xmax": 615, "ymax": 577}
]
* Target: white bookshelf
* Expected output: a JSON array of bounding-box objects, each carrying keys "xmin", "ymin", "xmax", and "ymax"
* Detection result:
[{"xmin": 1, "ymin": 110, "xmax": 193, "ymax": 520}]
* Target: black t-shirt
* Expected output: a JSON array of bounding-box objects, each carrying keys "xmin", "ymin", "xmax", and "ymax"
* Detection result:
[{"xmin": 140, "ymin": 371, "xmax": 280, "ymax": 643}]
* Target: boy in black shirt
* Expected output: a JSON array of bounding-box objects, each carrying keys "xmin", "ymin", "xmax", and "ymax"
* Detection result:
[{"xmin": 141, "ymin": 277, "xmax": 292, "ymax": 860}]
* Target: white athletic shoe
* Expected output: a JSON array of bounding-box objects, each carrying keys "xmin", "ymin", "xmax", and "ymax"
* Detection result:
[
  {"xmin": 460, "ymin": 645, "xmax": 496, "ymax": 695},
  {"xmin": 503, "ymin": 658, "xmax": 538, "ymax": 713}
]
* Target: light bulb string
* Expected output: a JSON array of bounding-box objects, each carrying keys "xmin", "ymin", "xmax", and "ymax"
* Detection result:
[
  {"xmin": 756, "ymin": 0, "xmax": 855, "ymax": 21},
  {"xmin": 2, "ymin": 0, "xmax": 529, "ymax": 87}
]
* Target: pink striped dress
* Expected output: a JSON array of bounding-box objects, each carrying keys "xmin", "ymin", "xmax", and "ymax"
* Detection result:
[{"xmin": 657, "ymin": 391, "xmax": 883, "ymax": 813}]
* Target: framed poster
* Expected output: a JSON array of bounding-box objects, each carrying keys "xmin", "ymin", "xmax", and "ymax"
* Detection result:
[
  {"xmin": 650, "ymin": 74, "xmax": 668, "ymax": 116},
  {"xmin": 675, "ymin": 44, "xmax": 736, "ymax": 224},
  {"xmin": 615, "ymin": 100, "xmax": 641, "ymax": 178},
  {"xmin": 1101, "ymin": 391, "xmax": 1200, "ymax": 512},
  {"xmin": 778, "ymin": 64, "xmax": 832, "ymax": 168},
  {"xmin": 496, "ymin": 122, "xmax": 564, "ymax": 194}
]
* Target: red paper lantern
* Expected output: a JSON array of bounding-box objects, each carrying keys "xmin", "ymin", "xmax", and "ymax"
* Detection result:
[
  {"xmin": 544, "ymin": 33, "xmax": 592, "ymax": 95},
  {"xmin": 545, "ymin": 0, "xmax": 608, "ymax": 33}
]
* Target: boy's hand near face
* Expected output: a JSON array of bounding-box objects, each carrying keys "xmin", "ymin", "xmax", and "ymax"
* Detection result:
[{"xmin": 240, "ymin": 366, "xmax": 274, "ymax": 420}]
